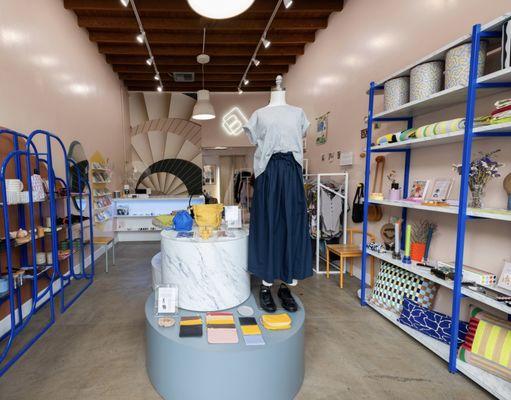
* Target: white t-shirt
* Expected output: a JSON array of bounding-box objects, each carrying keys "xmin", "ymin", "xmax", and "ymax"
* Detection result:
[{"xmin": 243, "ymin": 104, "xmax": 310, "ymax": 178}]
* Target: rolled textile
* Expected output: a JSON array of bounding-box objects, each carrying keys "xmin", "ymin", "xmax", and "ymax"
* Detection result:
[
  {"xmin": 491, "ymin": 116, "xmax": 511, "ymax": 125},
  {"xmin": 376, "ymin": 133, "xmax": 397, "ymax": 146},
  {"xmin": 494, "ymin": 98, "xmax": 511, "ymax": 109},
  {"xmin": 492, "ymin": 109, "xmax": 511, "ymax": 119},
  {"xmin": 398, "ymin": 128, "xmax": 417, "ymax": 141},
  {"xmin": 491, "ymin": 103, "xmax": 511, "ymax": 116},
  {"xmin": 416, "ymin": 123, "xmax": 437, "ymax": 138},
  {"xmin": 434, "ymin": 118, "xmax": 465, "ymax": 135}
]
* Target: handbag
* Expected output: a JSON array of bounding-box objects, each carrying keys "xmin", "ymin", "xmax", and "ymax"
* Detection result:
[{"xmin": 352, "ymin": 183, "xmax": 364, "ymax": 223}]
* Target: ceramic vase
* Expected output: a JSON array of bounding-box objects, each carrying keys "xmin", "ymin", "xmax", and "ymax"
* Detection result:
[
  {"xmin": 469, "ymin": 183, "xmax": 486, "ymax": 209},
  {"xmin": 410, "ymin": 243, "xmax": 426, "ymax": 262},
  {"xmin": 384, "ymin": 77, "xmax": 410, "ymax": 111},
  {"xmin": 410, "ymin": 61, "xmax": 444, "ymax": 101},
  {"xmin": 445, "ymin": 42, "xmax": 487, "ymax": 89}
]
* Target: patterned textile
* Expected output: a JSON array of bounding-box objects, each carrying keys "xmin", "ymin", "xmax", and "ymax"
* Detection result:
[
  {"xmin": 461, "ymin": 307, "xmax": 511, "ymax": 373},
  {"xmin": 369, "ymin": 262, "xmax": 438, "ymax": 314},
  {"xmin": 410, "ymin": 61, "xmax": 443, "ymax": 102},
  {"xmin": 398, "ymin": 298, "xmax": 468, "ymax": 345},
  {"xmin": 398, "ymin": 128, "xmax": 417, "ymax": 142},
  {"xmin": 459, "ymin": 347, "xmax": 511, "ymax": 382},
  {"xmin": 376, "ymin": 133, "xmax": 398, "ymax": 145},
  {"xmin": 445, "ymin": 42, "xmax": 487, "ymax": 89},
  {"xmin": 384, "ymin": 77, "xmax": 410, "ymax": 111}
]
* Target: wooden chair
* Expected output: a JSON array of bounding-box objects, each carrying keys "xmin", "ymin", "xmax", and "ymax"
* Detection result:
[
  {"xmin": 93, "ymin": 236, "xmax": 115, "ymax": 273},
  {"xmin": 326, "ymin": 229, "xmax": 376, "ymax": 288}
]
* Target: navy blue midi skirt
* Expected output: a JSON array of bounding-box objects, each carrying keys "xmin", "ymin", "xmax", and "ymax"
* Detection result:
[{"xmin": 248, "ymin": 152, "xmax": 313, "ymax": 283}]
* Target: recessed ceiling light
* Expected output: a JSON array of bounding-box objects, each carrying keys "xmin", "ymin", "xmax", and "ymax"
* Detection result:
[{"xmin": 136, "ymin": 32, "xmax": 145, "ymax": 44}]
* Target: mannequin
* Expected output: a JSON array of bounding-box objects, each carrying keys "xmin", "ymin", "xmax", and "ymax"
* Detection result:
[{"xmin": 244, "ymin": 74, "xmax": 312, "ymax": 313}]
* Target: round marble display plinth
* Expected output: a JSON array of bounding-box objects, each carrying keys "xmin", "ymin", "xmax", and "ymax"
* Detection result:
[
  {"xmin": 145, "ymin": 293, "xmax": 305, "ymax": 400},
  {"xmin": 160, "ymin": 228, "xmax": 250, "ymax": 312}
]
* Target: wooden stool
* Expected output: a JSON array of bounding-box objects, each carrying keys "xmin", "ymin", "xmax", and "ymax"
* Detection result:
[
  {"xmin": 326, "ymin": 229, "xmax": 375, "ymax": 288},
  {"xmin": 93, "ymin": 236, "xmax": 115, "ymax": 273}
]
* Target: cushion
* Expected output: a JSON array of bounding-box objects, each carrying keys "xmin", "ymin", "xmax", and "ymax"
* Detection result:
[
  {"xmin": 369, "ymin": 262, "xmax": 438, "ymax": 314},
  {"xmin": 459, "ymin": 347, "xmax": 511, "ymax": 382},
  {"xmin": 461, "ymin": 307, "xmax": 511, "ymax": 371},
  {"xmin": 398, "ymin": 298, "xmax": 468, "ymax": 345}
]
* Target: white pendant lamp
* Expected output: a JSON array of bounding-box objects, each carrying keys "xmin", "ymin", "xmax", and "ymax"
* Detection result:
[
  {"xmin": 192, "ymin": 90, "xmax": 215, "ymax": 120},
  {"xmin": 187, "ymin": 0, "xmax": 255, "ymax": 19}
]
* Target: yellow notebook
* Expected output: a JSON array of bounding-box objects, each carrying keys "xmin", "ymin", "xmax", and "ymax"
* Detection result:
[
  {"xmin": 262, "ymin": 323, "xmax": 291, "ymax": 331},
  {"xmin": 241, "ymin": 325, "xmax": 262, "ymax": 336},
  {"xmin": 261, "ymin": 314, "xmax": 292, "ymax": 327}
]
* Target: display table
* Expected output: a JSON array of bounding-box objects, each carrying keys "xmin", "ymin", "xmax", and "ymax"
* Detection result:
[
  {"xmin": 145, "ymin": 293, "xmax": 305, "ymax": 400},
  {"xmin": 160, "ymin": 228, "xmax": 250, "ymax": 312}
]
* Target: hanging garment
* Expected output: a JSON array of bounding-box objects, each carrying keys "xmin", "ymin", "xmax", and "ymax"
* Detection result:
[
  {"xmin": 320, "ymin": 187, "xmax": 344, "ymax": 238},
  {"xmin": 248, "ymin": 152, "xmax": 312, "ymax": 283}
]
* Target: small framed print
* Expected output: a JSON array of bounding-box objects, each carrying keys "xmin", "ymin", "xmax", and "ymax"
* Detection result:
[
  {"xmin": 408, "ymin": 179, "xmax": 430, "ymax": 201},
  {"xmin": 429, "ymin": 178, "xmax": 453, "ymax": 201},
  {"xmin": 498, "ymin": 261, "xmax": 511, "ymax": 291}
]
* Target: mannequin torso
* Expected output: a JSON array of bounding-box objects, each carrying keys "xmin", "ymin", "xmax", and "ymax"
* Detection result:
[{"xmin": 268, "ymin": 89, "xmax": 287, "ymax": 107}]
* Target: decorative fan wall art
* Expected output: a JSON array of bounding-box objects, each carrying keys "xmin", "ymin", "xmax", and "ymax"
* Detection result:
[{"xmin": 129, "ymin": 92, "xmax": 203, "ymax": 196}]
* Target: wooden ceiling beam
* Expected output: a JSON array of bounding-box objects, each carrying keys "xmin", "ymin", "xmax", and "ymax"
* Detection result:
[
  {"xmin": 127, "ymin": 87, "xmax": 270, "ymax": 93},
  {"xmin": 90, "ymin": 31, "xmax": 315, "ymax": 45},
  {"xmin": 98, "ymin": 44, "xmax": 304, "ymax": 56},
  {"xmin": 105, "ymin": 55, "xmax": 296, "ymax": 65},
  {"xmin": 112, "ymin": 64, "xmax": 289, "ymax": 74},
  {"xmin": 124, "ymin": 80, "xmax": 274, "ymax": 87},
  {"xmin": 77, "ymin": 16, "xmax": 327, "ymax": 31},
  {"xmin": 64, "ymin": 0, "xmax": 343, "ymax": 14},
  {"xmin": 118, "ymin": 73, "xmax": 277, "ymax": 81}
]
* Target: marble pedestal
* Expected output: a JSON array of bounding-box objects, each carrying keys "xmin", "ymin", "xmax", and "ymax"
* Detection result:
[
  {"xmin": 160, "ymin": 228, "xmax": 250, "ymax": 312},
  {"xmin": 145, "ymin": 293, "xmax": 305, "ymax": 400}
]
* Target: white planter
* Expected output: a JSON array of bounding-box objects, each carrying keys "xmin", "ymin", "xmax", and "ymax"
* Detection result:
[
  {"xmin": 384, "ymin": 77, "xmax": 409, "ymax": 111},
  {"xmin": 445, "ymin": 42, "xmax": 487, "ymax": 89},
  {"xmin": 410, "ymin": 61, "xmax": 444, "ymax": 101}
]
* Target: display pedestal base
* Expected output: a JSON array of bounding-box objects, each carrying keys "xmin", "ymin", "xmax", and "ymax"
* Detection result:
[{"xmin": 145, "ymin": 292, "xmax": 305, "ymax": 400}]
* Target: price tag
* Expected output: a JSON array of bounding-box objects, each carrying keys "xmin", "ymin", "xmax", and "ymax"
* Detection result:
[{"xmin": 157, "ymin": 286, "xmax": 177, "ymax": 314}]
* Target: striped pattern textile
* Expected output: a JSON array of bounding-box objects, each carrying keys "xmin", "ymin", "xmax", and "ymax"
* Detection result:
[
  {"xmin": 459, "ymin": 347, "xmax": 511, "ymax": 381},
  {"xmin": 461, "ymin": 307, "xmax": 511, "ymax": 374}
]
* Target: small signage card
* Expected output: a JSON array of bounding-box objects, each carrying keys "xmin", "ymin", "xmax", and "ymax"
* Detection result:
[
  {"xmin": 156, "ymin": 285, "xmax": 178, "ymax": 315},
  {"xmin": 225, "ymin": 205, "xmax": 242, "ymax": 228},
  {"xmin": 498, "ymin": 261, "xmax": 511, "ymax": 291}
]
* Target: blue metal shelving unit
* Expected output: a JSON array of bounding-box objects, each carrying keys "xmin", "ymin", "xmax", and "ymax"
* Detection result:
[
  {"xmin": 0, "ymin": 129, "xmax": 94, "ymax": 376},
  {"xmin": 361, "ymin": 19, "xmax": 511, "ymax": 393}
]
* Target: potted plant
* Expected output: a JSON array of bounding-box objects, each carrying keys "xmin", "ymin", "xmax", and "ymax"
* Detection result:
[
  {"xmin": 387, "ymin": 170, "xmax": 401, "ymax": 201},
  {"xmin": 452, "ymin": 149, "xmax": 503, "ymax": 208},
  {"xmin": 411, "ymin": 219, "xmax": 437, "ymax": 262}
]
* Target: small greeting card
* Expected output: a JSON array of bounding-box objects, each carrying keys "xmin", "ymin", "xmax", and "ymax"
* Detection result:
[{"xmin": 498, "ymin": 261, "xmax": 511, "ymax": 291}]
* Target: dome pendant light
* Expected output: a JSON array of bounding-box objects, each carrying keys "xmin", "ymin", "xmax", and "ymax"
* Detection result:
[
  {"xmin": 187, "ymin": 0, "xmax": 255, "ymax": 19},
  {"xmin": 192, "ymin": 29, "xmax": 216, "ymax": 121}
]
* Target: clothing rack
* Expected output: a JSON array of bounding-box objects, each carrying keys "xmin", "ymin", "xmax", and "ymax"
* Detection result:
[{"xmin": 304, "ymin": 173, "xmax": 348, "ymax": 274}]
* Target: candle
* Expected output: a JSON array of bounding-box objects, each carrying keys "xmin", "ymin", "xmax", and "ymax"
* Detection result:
[
  {"xmin": 405, "ymin": 224, "xmax": 411, "ymax": 257},
  {"xmin": 394, "ymin": 222, "xmax": 401, "ymax": 254}
]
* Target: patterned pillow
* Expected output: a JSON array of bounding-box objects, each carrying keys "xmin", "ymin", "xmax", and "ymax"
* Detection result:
[
  {"xmin": 461, "ymin": 307, "xmax": 511, "ymax": 373},
  {"xmin": 369, "ymin": 262, "xmax": 438, "ymax": 314},
  {"xmin": 398, "ymin": 298, "xmax": 468, "ymax": 345},
  {"xmin": 458, "ymin": 348, "xmax": 511, "ymax": 382}
]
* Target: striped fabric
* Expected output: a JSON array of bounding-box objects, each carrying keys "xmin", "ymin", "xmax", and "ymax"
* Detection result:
[
  {"xmin": 461, "ymin": 307, "xmax": 511, "ymax": 374},
  {"xmin": 459, "ymin": 347, "xmax": 511, "ymax": 381}
]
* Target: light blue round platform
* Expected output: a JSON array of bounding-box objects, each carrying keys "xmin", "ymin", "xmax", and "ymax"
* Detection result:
[{"xmin": 145, "ymin": 292, "xmax": 305, "ymax": 400}]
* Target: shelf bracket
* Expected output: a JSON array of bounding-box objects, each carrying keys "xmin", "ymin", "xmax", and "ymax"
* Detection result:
[
  {"xmin": 480, "ymin": 31, "xmax": 501, "ymax": 38},
  {"xmin": 477, "ymin": 82, "xmax": 511, "ymax": 89}
]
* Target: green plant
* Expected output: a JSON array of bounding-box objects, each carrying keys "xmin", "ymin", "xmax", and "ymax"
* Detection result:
[{"xmin": 411, "ymin": 219, "xmax": 437, "ymax": 244}]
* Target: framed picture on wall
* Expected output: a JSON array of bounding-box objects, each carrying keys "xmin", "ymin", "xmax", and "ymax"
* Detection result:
[
  {"xmin": 407, "ymin": 179, "xmax": 430, "ymax": 201},
  {"xmin": 203, "ymin": 165, "xmax": 216, "ymax": 185}
]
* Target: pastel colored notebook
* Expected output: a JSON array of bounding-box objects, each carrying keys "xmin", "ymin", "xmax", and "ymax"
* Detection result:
[
  {"xmin": 243, "ymin": 334, "xmax": 265, "ymax": 346},
  {"xmin": 207, "ymin": 328, "xmax": 239, "ymax": 344}
]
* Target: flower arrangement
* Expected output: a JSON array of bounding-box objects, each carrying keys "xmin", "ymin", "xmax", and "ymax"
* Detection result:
[
  {"xmin": 452, "ymin": 149, "xmax": 503, "ymax": 208},
  {"xmin": 387, "ymin": 170, "xmax": 399, "ymax": 189}
]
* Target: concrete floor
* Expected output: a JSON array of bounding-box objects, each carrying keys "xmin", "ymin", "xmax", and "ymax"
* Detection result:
[{"xmin": 0, "ymin": 242, "xmax": 492, "ymax": 400}]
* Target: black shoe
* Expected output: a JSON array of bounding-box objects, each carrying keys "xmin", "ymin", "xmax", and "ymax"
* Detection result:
[
  {"xmin": 277, "ymin": 284, "xmax": 298, "ymax": 313},
  {"xmin": 259, "ymin": 285, "xmax": 276, "ymax": 313}
]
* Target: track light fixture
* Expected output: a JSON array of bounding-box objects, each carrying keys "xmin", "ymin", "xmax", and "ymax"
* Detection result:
[
  {"xmin": 154, "ymin": 74, "xmax": 160, "ymax": 80},
  {"xmin": 262, "ymin": 37, "xmax": 271, "ymax": 49},
  {"xmin": 283, "ymin": 0, "xmax": 293, "ymax": 9},
  {"xmin": 136, "ymin": 32, "xmax": 145, "ymax": 44},
  {"xmin": 238, "ymin": 88, "xmax": 243, "ymax": 95},
  {"xmin": 146, "ymin": 57, "xmax": 153, "ymax": 66},
  {"xmin": 120, "ymin": 0, "xmax": 130, "ymax": 7},
  {"xmin": 157, "ymin": 85, "xmax": 163, "ymax": 92},
  {"xmin": 252, "ymin": 58, "xmax": 261, "ymax": 67},
  {"xmin": 243, "ymin": 78, "xmax": 249, "ymax": 86}
]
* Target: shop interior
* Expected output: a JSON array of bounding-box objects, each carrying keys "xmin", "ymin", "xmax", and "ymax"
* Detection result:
[{"xmin": 1, "ymin": 1, "xmax": 511, "ymax": 399}]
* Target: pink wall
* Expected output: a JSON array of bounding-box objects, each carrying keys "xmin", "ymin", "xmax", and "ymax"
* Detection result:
[
  {"xmin": 0, "ymin": 0, "xmax": 129, "ymax": 189},
  {"xmin": 200, "ymin": 92, "xmax": 268, "ymax": 148},
  {"xmin": 285, "ymin": 0, "xmax": 511, "ymax": 316}
]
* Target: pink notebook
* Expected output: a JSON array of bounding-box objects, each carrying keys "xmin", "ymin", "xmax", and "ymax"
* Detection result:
[{"xmin": 207, "ymin": 328, "xmax": 239, "ymax": 344}]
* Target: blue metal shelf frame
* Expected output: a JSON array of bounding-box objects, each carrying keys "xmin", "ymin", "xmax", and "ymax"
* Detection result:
[
  {"xmin": 0, "ymin": 129, "xmax": 94, "ymax": 377},
  {"xmin": 361, "ymin": 21, "xmax": 511, "ymax": 378}
]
